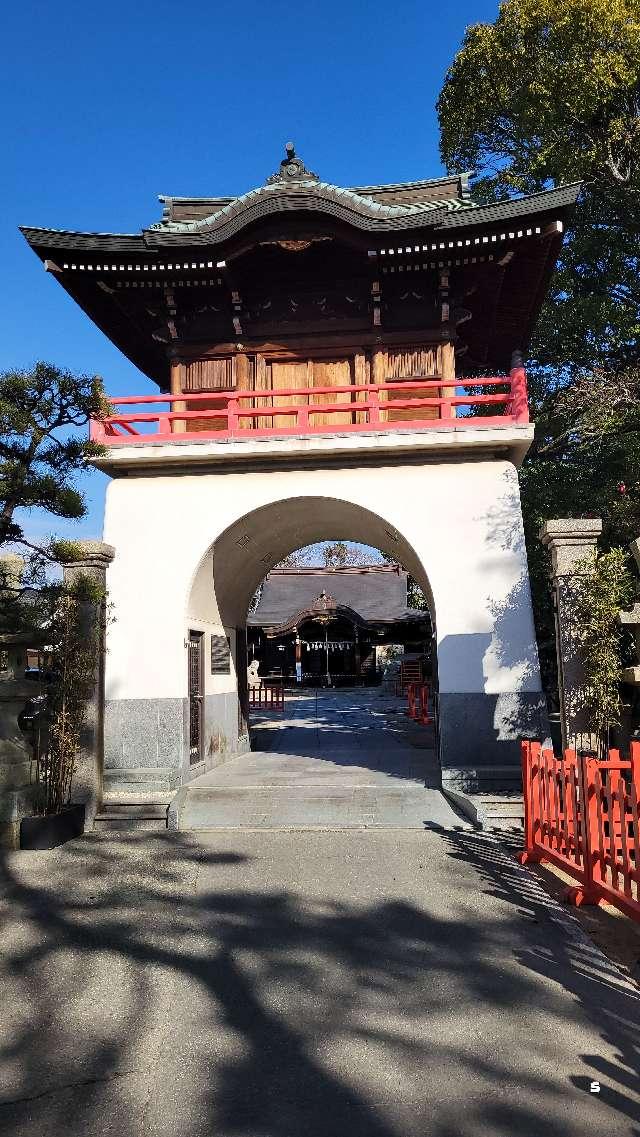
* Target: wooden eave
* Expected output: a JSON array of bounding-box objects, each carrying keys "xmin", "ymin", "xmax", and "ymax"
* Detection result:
[{"xmin": 19, "ymin": 181, "xmax": 580, "ymax": 384}]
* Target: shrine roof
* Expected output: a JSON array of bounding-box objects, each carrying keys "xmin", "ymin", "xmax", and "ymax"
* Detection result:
[
  {"xmin": 17, "ymin": 145, "xmax": 582, "ymax": 384},
  {"xmin": 20, "ymin": 142, "xmax": 580, "ymax": 256},
  {"xmin": 19, "ymin": 180, "xmax": 579, "ymax": 253},
  {"xmin": 247, "ymin": 564, "xmax": 427, "ymax": 629}
]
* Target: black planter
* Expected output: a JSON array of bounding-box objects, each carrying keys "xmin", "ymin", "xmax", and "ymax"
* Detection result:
[{"xmin": 20, "ymin": 804, "xmax": 85, "ymax": 850}]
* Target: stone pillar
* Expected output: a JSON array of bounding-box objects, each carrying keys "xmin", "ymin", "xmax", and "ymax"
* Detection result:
[
  {"xmin": 62, "ymin": 541, "xmax": 115, "ymax": 827},
  {"xmin": 540, "ymin": 519, "xmax": 602, "ymax": 752},
  {"xmin": 0, "ymin": 555, "xmax": 34, "ymax": 848}
]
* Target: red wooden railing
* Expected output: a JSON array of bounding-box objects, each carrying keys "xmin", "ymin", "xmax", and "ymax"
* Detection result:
[
  {"xmin": 248, "ymin": 683, "xmax": 285, "ymax": 712},
  {"xmin": 406, "ymin": 682, "xmax": 433, "ymax": 726},
  {"xmin": 518, "ymin": 740, "xmax": 640, "ymax": 923},
  {"xmin": 90, "ymin": 368, "xmax": 529, "ymax": 445}
]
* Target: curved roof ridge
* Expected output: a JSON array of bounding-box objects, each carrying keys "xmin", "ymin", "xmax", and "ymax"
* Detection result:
[{"xmin": 146, "ymin": 179, "xmax": 452, "ymax": 235}]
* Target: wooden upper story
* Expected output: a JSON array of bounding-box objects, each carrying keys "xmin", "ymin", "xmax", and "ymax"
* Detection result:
[{"xmin": 21, "ymin": 146, "xmax": 579, "ymax": 459}]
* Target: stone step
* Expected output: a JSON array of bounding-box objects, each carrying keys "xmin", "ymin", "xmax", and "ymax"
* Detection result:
[
  {"xmin": 482, "ymin": 797, "xmax": 525, "ymax": 829},
  {"xmin": 98, "ymin": 803, "xmax": 169, "ymax": 818},
  {"xmin": 481, "ymin": 798, "xmax": 525, "ymax": 814},
  {"xmin": 94, "ymin": 801, "xmax": 170, "ymax": 831},
  {"xmin": 170, "ymin": 783, "xmax": 463, "ymax": 830},
  {"xmin": 102, "ymin": 791, "xmax": 175, "ymax": 806},
  {"xmin": 104, "ymin": 768, "xmax": 174, "ymax": 794},
  {"xmin": 94, "ymin": 817, "xmax": 168, "ymax": 831}
]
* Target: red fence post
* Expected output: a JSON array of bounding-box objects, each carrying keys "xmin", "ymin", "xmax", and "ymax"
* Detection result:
[
  {"xmin": 418, "ymin": 683, "xmax": 431, "ymax": 725},
  {"xmin": 517, "ymin": 741, "xmax": 547, "ymax": 864},
  {"xmin": 567, "ymin": 753, "xmax": 602, "ymax": 907},
  {"xmin": 631, "ymin": 740, "xmax": 640, "ymax": 803},
  {"xmin": 227, "ymin": 397, "xmax": 239, "ymax": 433},
  {"xmin": 510, "ymin": 364, "xmax": 529, "ymax": 424}
]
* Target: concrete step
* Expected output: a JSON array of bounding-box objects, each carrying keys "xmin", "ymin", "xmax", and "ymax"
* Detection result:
[
  {"xmin": 94, "ymin": 817, "xmax": 168, "ymax": 831},
  {"xmin": 104, "ymin": 768, "xmax": 174, "ymax": 794},
  {"xmin": 94, "ymin": 801, "xmax": 170, "ymax": 831},
  {"xmin": 102, "ymin": 791, "xmax": 175, "ymax": 806},
  {"xmin": 170, "ymin": 782, "xmax": 464, "ymax": 830},
  {"xmin": 481, "ymin": 798, "xmax": 524, "ymax": 815},
  {"xmin": 481, "ymin": 797, "xmax": 525, "ymax": 829}
]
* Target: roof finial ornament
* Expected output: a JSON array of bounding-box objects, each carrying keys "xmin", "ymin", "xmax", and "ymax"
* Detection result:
[{"xmin": 265, "ymin": 142, "xmax": 320, "ymax": 186}]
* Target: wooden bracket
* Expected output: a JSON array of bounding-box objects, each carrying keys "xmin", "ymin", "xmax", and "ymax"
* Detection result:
[
  {"xmin": 231, "ymin": 290, "xmax": 243, "ymax": 336},
  {"xmin": 371, "ymin": 280, "xmax": 381, "ymax": 327}
]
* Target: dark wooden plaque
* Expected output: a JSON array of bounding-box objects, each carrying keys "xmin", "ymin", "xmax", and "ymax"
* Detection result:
[{"xmin": 211, "ymin": 633, "xmax": 231, "ymax": 674}]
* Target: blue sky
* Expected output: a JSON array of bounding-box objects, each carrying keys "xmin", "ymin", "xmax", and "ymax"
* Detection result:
[{"xmin": 3, "ymin": 0, "xmax": 499, "ymax": 544}]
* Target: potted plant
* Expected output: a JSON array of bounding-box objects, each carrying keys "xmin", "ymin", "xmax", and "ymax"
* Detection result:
[{"xmin": 19, "ymin": 574, "xmax": 101, "ymax": 850}]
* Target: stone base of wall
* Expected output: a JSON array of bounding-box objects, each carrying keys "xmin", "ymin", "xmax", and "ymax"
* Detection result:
[
  {"xmin": 104, "ymin": 693, "xmax": 250, "ymax": 786},
  {"xmin": 438, "ymin": 691, "xmax": 549, "ymax": 792}
]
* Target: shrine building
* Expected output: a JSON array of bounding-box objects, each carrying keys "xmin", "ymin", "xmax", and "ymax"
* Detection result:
[
  {"xmin": 21, "ymin": 145, "xmax": 579, "ymax": 796},
  {"xmin": 247, "ymin": 563, "xmax": 430, "ymax": 686}
]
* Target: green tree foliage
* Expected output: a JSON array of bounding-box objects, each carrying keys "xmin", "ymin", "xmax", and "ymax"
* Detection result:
[
  {"xmin": 438, "ymin": 0, "xmax": 640, "ymax": 373},
  {"xmin": 574, "ymin": 547, "xmax": 635, "ymax": 743},
  {"xmin": 0, "ymin": 362, "xmax": 107, "ymax": 635},
  {"xmin": 438, "ymin": 0, "xmax": 640, "ymax": 688},
  {"xmin": 0, "ymin": 362, "xmax": 108, "ymax": 548}
]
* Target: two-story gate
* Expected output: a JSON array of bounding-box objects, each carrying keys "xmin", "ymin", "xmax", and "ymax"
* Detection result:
[{"xmin": 21, "ymin": 146, "xmax": 579, "ymax": 801}]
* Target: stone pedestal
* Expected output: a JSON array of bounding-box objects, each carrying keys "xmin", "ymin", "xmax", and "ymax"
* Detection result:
[
  {"xmin": 62, "ymin": 542, "xmax": 115, "ymax": 828},
  {"xmin": 540, "ymin": 518, "xmax": 602, "ymax": 752},
  {"xmin": 0, "ymin": 556, "xmax": 35, "ymax": 847},
  {"xmin": 0, "ymin": 677, "xmax": 35, "ymax": 848}
]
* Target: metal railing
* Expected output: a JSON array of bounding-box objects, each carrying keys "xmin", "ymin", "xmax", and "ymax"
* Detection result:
[
  {"xmin": 518, "ymin": 740, "xmax": 640, "ymax": 922},
  {"xmin": 90, "ymin": 368, "xmax": 529, "ymax": 445},
  {"xmin": 248, "ymin": 682, "xmax": 285, "ymax": 712}
]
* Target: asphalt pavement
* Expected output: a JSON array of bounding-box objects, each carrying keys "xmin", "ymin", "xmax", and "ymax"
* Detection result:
[{"xmin": 1, "ymin": 826, "xmax": 639, "ymax": 1136}]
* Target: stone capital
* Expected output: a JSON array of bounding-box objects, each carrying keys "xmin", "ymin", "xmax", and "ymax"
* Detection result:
[
  {"xmin": 61, "ymin": 541, "xmax": 115, "ymax": 570},
  {"xmin": 540, "ymin": 518, "xmax": 602, "ymax": 578}
]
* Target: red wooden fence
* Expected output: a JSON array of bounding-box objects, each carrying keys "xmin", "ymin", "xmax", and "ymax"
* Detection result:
[
  {"xmin": 518, "ymin": 740, "xmax": 640, "ymax": 922},
  {"xmin": 90, "ymin": 370, "xmax": 529, "ymax": 445},
  {"xmin": 248, "ymin": 683, "xmax": 285, "ymax": 712},
  {"xmin": 406, "ymin": 682, "xmax": 432, "ymax": 726}
]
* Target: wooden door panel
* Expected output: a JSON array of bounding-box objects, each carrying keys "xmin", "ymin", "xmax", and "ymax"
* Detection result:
[
  {"xmin": 311, "ymin": 358, "xmax": 354, "ymax": 426},
  {"xmin": 271, "ymin": 361, "xmax": 311, "ymax": 428},
  {"xmin": 385, "ymin": 346, "xmax": 442, "ymax": 423}
]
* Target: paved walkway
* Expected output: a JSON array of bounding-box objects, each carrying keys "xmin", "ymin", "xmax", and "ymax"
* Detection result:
[
  {"xmin": 175, "ymin": 690, "xmax": 461, "ymax": 829},
  {"xmin": 1, "ymin": 828, "xmax": 638, "ymax": 1136}
]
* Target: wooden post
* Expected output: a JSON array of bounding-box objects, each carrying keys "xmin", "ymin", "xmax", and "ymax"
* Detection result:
[
  {"xmin": 235, "ymin": 352, "xmax": 249, "ymax": 390},
  {"xmin": 373, "ymin": 348, "xmax": 387, "ymax": 422},
  {"xmin": 170, "ymin": 361, "xmax": 187, "ymax": 433},
  {"xmin": 441, "ymin": 340, "xmax": 456, "ymax": 420}
]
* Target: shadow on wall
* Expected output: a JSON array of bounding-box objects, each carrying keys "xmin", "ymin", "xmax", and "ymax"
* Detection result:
[
  {"xmin": 0, "ymin": 831, "xmax": 638, "ymax": 1136},
  {"xmin": 437, "ymin": 629, "xmax": 547, "ymax": 773}
]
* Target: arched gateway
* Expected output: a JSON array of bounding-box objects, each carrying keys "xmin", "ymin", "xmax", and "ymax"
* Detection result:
[{"xmin": 21, "ymin": 146, "xmax": 579, "ymax": 806}]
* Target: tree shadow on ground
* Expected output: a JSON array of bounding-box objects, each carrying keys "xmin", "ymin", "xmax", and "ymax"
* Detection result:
[
  {"xmin": 430, "ymin": 825, "xmax": 640, "ymax": 1132},
  {"xmin": 0, "ymin": 829, "xmax": 638, "ymax": 1137}
]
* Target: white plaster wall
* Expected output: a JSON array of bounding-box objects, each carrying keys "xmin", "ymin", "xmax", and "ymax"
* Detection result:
[{"xmin": 103, "ymin": 459, "xmax": 541, "ymax": 702}]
